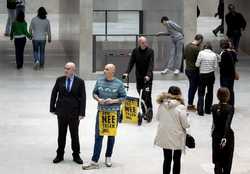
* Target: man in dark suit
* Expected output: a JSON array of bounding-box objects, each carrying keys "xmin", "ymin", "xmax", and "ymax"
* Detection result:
[{"xmin": 50, "ymin": 62, "xmax": 86, "ymax": 164}]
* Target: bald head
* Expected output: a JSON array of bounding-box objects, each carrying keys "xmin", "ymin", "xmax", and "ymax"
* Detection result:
[
  {"xmin": 138, "ymin": 36, "xmax": 148, "ymax": 49},
  {"xmin": 104, "ymin": 64, "xmax": 116, "ymax": 80},
  {"xmin": 64, "ymin": 62, "xmax": 76, "ymax": 77}
]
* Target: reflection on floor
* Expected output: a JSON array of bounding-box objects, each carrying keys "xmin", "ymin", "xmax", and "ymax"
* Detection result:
[{"xmin": 0, "ymin": 15, "xmax": 250, "ymax": 174}]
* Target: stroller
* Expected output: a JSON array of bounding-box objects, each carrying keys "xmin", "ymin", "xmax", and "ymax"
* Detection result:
[{"xmin": 121, "ymin": 75, "xmax": 153, "ymax": 126}]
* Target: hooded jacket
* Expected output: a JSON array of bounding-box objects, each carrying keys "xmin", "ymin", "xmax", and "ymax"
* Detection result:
[{"xmin": 154, "ymin": 93, "xmax": 190, "ymax": 150}]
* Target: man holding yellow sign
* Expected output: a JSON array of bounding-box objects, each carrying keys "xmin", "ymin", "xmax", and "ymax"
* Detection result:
[{"xmin": 82, "ymin": 64, "xmax": 126, "ymax": 170}]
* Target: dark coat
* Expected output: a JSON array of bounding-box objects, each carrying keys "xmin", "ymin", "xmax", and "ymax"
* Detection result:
[
  {"xmin": 211, "ymin": 104, "xmax": 234, "ymax": 164},
  {"xmin": 126, "ymin": 47, "xmax": 154, "ymax": 81},
  {"xmin": 50, "ymin": 75, "xmax": 86, "ymax": 117},
  {"xmin": 226, "ymin": 11, "xmax": 247, "ymax": 37}
]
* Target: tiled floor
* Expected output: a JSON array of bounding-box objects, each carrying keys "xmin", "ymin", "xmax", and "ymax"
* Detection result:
[{"xmin": 0, "ymin": 16, "xmax": 250, "ymax": 174}]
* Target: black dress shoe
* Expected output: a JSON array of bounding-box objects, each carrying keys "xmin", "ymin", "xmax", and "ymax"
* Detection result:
[
  {"xmin": 53, "ymin": 156, "xmax": 64, "ymax": 163},
  {"xmin": 73, "ymin": 156, "xmax": 83, "ymax": 164},
  {"xmin": 197, "ymin": 111, "xmax": 204, "ymax": 116}
]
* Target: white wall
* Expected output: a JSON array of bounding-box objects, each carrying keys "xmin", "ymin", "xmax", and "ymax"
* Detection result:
[
  {"xmin": 0, "ymin": 0, "xmax": 59, "ymax": 14},
  {"xmin": 198, "ymin": 0, "xmax": 218, "ymax": 16}
]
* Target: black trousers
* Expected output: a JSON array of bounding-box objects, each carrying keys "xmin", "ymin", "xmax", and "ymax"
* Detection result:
[
  {"xmin": 213, "ymin": 17, "xmax": 224, "ymax": 34},
  {"xmin": 14, "ymin": 37, "xmax": 26, "ymax": 69},
  {"xmin": 228, "ymin": 32, "xmax": 241, "ymax": 51},
  {"xmin": 212, "ymin": 131, "xmax": 234, "ymax": 174},
  {"xmin": 56, "ymin": 115, "xmax": 80, "ymax": 157},
  {"xmin": 163, "ymin": 149, "xmax": 182, "ymax": 174},
  {"xmin": 197, "ymin": 72, "xmax": 215, "ymax": 115},
  {"xmin": 136, "ymin": 78, "xmax": 153, "ymax": 110}
]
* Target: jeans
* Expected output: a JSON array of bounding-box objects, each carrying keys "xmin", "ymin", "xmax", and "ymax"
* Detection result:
[
  {"xmin": 91, "ymin": 111, "xmax": 117, "ymax": 162},
  {"xmin": 5, "ymin": 9, "xmax": 16, "ymax": 35},
  {"xmin": 14, "ymin": 37, "xmax": 26, "ymax": 69},
  {"xmin": 197, "ymin": 72, "xmax": 215, "ymax": 114},
  {"xmin": 220, "ymin": 77, "xmax": 235, "ymax": 107},
  {"xmin": 163, "ymin": 149, "xmax": 182, "ymax": 174},
  {"xmin": 32, "ymin": 40, "xmax": 46, "ymax": 67},
  {"xmin": 167, "ymin": 39, "xmax": 184, "ymax": 71},
  {"xmin": 185, "ymin": 69, "xmax": 200, "ymax": 106}
]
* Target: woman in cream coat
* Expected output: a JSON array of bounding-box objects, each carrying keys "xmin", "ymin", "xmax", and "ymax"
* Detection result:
[{"xmin": 154, "ymin": 86, "xmax": 190, "ymax": 174}]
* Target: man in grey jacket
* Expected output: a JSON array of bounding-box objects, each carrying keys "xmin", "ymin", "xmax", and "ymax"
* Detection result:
[{"xmin": 158, "ymin": 16, "xmax": 184, "ymax": 75}]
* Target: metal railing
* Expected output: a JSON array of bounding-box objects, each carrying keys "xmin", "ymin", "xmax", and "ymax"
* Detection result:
[
  {"xmin": 92, "ymin": 34, "xmax": 177, "ymax": 76},
  {"xmin": 93, "ymin": 10, "xmax": 143, "ymax": 39}
]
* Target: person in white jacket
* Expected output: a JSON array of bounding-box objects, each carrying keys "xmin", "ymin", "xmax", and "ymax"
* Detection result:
[{"xmin": 154, "ymin": 86, "xmax": 190, "ymax": 174}]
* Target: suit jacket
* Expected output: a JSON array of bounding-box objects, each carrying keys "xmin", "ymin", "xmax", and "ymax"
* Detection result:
[{"xmin": 50, "ymin": 75, "xmax": 86, "ymax": 117}]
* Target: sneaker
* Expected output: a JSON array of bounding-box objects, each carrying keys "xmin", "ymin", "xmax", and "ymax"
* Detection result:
[
  {"xmin": 173, "ymin": 69, "xmax": 180, "ymax": 75},
  {"xmin": 33, "ymin": 61, "xmax": 40, "ymax": 70},
  {"xmin": 105, "ymin": 157, "xmax": 112, "ymax": 167},
  {"xmin": 161, "ymin": 68, "xmax": 170, "ymax": 75},
  {"xmin": 187, "ymin": 105, "xmax": 197, "ymax": 112},
  {"xmin": 82, "ymin": 161, "xmax": 99, "ymax": 170}
]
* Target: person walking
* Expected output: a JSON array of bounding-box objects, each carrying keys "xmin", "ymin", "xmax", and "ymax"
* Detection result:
[
  {"xmin": 155, "ymin": 86, "xmax": 190, "ymax": 174},
  {"xmin": 123, "ymin": 36, "xmax": 154, "ymax": 122},
  {"xmin": 211, "ymin": 87, "xmax": 234, "ymax": 174},
  {"xmin": 16, "ymin": 0, "xmax": 25, "ymax": 15},
  {"xmin": 82, "ymin": 64, "xmax": 126, "ymax": 170},
  {"xmin": 184, "ymin": 34, "xmax": 204, "ymax": 111},
  {"xmin": 5, "ymin": 0, "xmax": 17, "ymax": 36},
  {"xmin": 50, "ymin": 62, "xmax": 86, "ymax": 164},
  {"xmin": 195, "ymin": 42, "xmax": 218, "ymax": 116},
  {"xmin": 225, "ymin": 4, "xmax": 247, "ymax": 51},
  {"xmin": 213, "ymin": 0, "xmax": 224, "ymax": 37},
  {"xmin": 219, "ymin": 39, "xmax": 238, "ymax": 107},
  {"xmin": 158, "ymin": 16, "xmax": 184, "ymax": 75},
  {"xmin": 10, "ymin": 11, "xmax": 31, "ymax": 69},
  {"xmin": 29, "ymin": 7, "xmax": 51, "ymax": 70}
]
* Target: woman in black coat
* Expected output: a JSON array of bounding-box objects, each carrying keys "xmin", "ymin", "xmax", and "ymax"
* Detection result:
[
  {"xmin": 219, "ymin": 39, "xmax": 238, "ymax": 107},
  {"xmin": 211, "ymin": 87, "xmax": 234, "ymax": 174}
]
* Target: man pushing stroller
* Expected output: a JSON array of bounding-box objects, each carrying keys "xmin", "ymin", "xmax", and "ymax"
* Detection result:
[{"xmin": 123, "ymin": 36, "xmax": 154, "ymax": 122}]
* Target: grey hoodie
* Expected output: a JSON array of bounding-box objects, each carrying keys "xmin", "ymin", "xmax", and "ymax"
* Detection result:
[{"xmin": 164, "ymin": 20, "xmax": 184, "ymax": 41}]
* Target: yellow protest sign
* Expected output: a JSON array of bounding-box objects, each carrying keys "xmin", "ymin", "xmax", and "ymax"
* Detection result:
[
  {"xmin": 121, "ymin": 97, "xmax": 139, "ymax": 124},
  {"xmin": 99, "ymin": 111, "xmax": 118, "ymax": 136}
]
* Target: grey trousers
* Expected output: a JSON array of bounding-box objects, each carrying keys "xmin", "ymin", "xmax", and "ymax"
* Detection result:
[
  {"xmin": 167, "ymin": 38, "xmax": 184, "ymax": 70},
  {"xmin": 5, "ymin": 9, "xmax": 16, "ymax": 35}
]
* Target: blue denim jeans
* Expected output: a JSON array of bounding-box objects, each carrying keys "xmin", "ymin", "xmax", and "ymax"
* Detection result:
[
  {"xmin": 185, "ymin": 69, "xmax": 200, "ymax": 105},
  {"xmin": 32, "ymin": 40, "xmax": 46, "ymax": 67},
  {"xmin": 91, "ymin": 111, "xmax": 118, "ymax": 162}
]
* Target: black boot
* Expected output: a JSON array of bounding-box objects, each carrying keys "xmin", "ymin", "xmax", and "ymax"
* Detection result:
[
  {"xmin": 53, "ymin": 155, "xmax": 64, "ymax": 163},
  {"xmin": 73, "ymin": 154, "xmax": 83, "ymax": 164}
]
